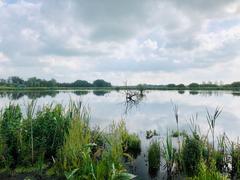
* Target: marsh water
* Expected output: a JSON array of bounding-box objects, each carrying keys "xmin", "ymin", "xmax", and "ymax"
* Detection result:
[{"xmin": 1, "ymin": 90, "xmax": 240, "ymax": 179}]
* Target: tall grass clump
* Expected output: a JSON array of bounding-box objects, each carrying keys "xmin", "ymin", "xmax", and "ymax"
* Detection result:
[
  {"xmin": 162, "ymin": 131, "xmax": 176, "ymax": 178},
  {"xmin": 189, "ymin": 160, "xmax": 228, "ymax": 180},
  {"xmin": 148, "ymin": 140, "xmax": 160, "ymax": 173},
  {"xmin": 124, "ymin": 133, "xmax": 141, "ymax": 158},
  {"xmin": 0, "ymin": 104, "xmax": 22, "ymax": 169},
  {"xmin": 23, "ymin": 104, "xmax": 70, "ymax": 163},
  {"xmin": 231, "ymin": 141, "xmax": 240, "ymax": 179},
  {"xmin": 57, "ymin": 107, "xmax": 93, "ymax": 178},
  {"xmin": 182, "ymin": 134, "xmax": 202, "ymax": 177},
  {"xmin": 56, "ymin": 106, "xmax": 136, "ymax": 179},
  {"xmin": 214, "ymin": 133, "xmax": 229, "ymax": 174}
]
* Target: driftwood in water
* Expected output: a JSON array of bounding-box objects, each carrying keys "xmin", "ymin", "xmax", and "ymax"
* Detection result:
[{"xmin": 123, "ymin": 84, "xmax": 145, "ymax": 114}]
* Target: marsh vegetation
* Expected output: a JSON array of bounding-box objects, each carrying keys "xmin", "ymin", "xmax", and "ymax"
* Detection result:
[
  {"xmin": 0, "ymin": 102, "xmax": 139, "ymax": 179},
  {"xmin": 0, "ymin": 91, "xmax": 239, "ymax": 179}
]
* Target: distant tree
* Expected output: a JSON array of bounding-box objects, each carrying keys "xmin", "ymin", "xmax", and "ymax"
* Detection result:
[
  {"xmin": 47, "ymin": 79, "xmax": 57, "ymax": 87},
  {"xmin": 0, "ymin": 79, "xmax": 6, "ymax": 86},
  {"xmin": 8, "ymin": 76, "xmax": 25, "ymax": 86},
  {"xmin": 231, "ymin": 82, "xmax": 240, "ymax": 87},
  {"xmin": 189, "ymin": 83, "xmax": 199, "ymax": 89},
  {"xmin": 177, "ymin": 84, "xmax": 185, "ymax": 89},
  {"xmin": 72, "ymin": 80, "xmax": 92, "ymax": 87},
  {"xmin": 93, "ymin": 79, "xmax": 111, "ymax": 87},
  {"xmin": 26, "ymin": 77, "xmax": 40, "ymax": 87},
  {"xmin": 167, "ymin": 84, "xmax": 176, "ymax": 88},
  {"xmin": 137, "ymin": 84, "xmax": 145, "ymax": 95}
]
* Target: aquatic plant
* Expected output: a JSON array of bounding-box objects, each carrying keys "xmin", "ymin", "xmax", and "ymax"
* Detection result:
[
  {"xmin": 56, "ymin": 111, "xmax": 135, "ymax": 179},
  {"xmin": 162, "ymin": 131, "xmax": 176, "ymax": 178},
  {"xmin": 146, "ymin": 129, "xmax": 158, "ymax": 139},
  {"xmin": 0, "ymin": 101, "xmax": 238, "ymax": 179},
  {"xmin": 189, "ymin": 159, "xmax": 228, "ymax": 180},
  {"xmin": 206, "ymin": 107, "xmax": 222, "ymax": 149},
  {"xmin": 148, "ymin": 140, "xmax": 161, "ymax": 173},
  {"xmin": 125, "ymin": 133, "xmax": 141, "ymax": 158}
]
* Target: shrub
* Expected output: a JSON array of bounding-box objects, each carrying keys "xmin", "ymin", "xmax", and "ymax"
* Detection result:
[{"xmin": 148, "ymin": 141, "xmax": 160, "ymax": 172}]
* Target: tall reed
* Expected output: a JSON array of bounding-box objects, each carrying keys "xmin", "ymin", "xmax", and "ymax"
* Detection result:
[{"xmin": 206, "ymin": 107, "xmax": 222, "ymax": 149}]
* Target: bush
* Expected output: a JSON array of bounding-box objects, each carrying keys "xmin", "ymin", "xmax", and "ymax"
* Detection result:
[
  {"xmin": 148, "ymin": 141, "xmax": 160, "ymax": 172},
  {"xmin": 182, "ymin": 135, "xmax": 202, "ymax": 177},
  {"xmin": 1, "ymin": 104, "xmax": 22, "ymax": 169}
]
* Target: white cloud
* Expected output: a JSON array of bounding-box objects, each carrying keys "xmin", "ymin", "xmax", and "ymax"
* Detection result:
[
  {"xmin": 141, "ymin": 39, "xmax": 158, "ymax": 50},
  {"xmin": 0, "ymin": 0, "xmax": 240, "ymax": 84},
  {"xmin": 0, "ymin": 52, "xmax": 10, "ymax": 63},
  {"xmin": 39, "ymin": 56, "xmax": 93, "ymax": 71}
]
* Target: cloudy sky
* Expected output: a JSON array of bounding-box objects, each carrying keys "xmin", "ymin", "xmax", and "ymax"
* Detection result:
[{"xmin": 0, "ymin": 0, "xmax": 240, "ymax": 85}]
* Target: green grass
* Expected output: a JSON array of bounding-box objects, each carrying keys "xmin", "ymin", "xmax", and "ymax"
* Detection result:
[
  {"xmin": 148, "ymin": 141, "xmax": 160, "ymax": 172},
  {"xmin": 124, "ymin": 133, "xmax": 141, "ymax": 158},
  {"xmin": 0, "ymin": 102, "xmax": 136, "ymax": 179},
  {"xmin": 182, "ymin": 135, "xmax": 202, "ymax": 177}
]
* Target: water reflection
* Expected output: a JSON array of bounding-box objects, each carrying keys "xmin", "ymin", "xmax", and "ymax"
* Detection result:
[
  {"xmin": 92, "ymin": 90, "xmax": 110, "ymax": 96},
  {"xmin": 178, "ymin": 90, "xmax": 185, "ymax": 94},
  {"xmin": 232, "ymin": 92, "xmax": 240, "ymax": 96},
  {"xmin": 0, "ymin": 91, "xmax": 58, "ymax": 100},
  {"xmin": 188, "ymin": 90, "xmax": 224, "ymax": 97},
  {"xmin": 0, "ymin": 90, "xmax": 240, "ymax": 179},
  {"xmin": 1, "ymin": 90, "xmax": 240, "ymax": 100},
  {"xmin": 73, "ymin": 90, "xmax": 90, "ymax": 96}
]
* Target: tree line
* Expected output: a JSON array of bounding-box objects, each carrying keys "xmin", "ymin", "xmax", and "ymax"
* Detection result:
[
  {"xmin": 134, "ymin": 81, "xmax": 240, "ymax": 90},
  {"xmin": 1, "ymin": 77, "xmax": 240, "ymax": 90},
  {"xmin": 0, "ymin": 76, "xmax": 112, "ymax": 88}
]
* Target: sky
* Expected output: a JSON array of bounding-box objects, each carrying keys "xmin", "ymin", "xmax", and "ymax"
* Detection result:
[{"xmin": 0, "ymin": 0, "xmax": 240, "ymax": 85}]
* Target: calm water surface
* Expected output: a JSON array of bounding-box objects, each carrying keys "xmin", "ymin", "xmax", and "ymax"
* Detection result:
[{"xmin": 0, "ymin": 90, "xmax": 240, "ymax": 179}]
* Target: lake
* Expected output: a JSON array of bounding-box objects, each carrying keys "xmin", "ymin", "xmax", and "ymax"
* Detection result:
[{"xmin": 0, "ymin": 90, "xmax": 240, "ymax": 179}]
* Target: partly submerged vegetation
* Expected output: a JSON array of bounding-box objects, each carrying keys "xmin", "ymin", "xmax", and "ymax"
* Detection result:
[
  {"xmin": 144, "ymin": 107, "xmax": 236, "ymax": 179},
  {"xmin": 148, "ymin": 141, "xmax": 160, "ymax": 174},
  {"xmin": 0, "ymin": 102, "xmax": 137, "ymax": 179},
  {"xmin": 0, "ymin": 101, "xmax": 239, "ymax": 179}
]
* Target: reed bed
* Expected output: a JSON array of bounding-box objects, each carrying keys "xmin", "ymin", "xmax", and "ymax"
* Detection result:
[
  {"xmin": 0, "ymin": 101, "xmax": 239, "ymax": 179},
  {"xmin": 0, "ymin": 101, "xmax": 138, "ymax": 179}
]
